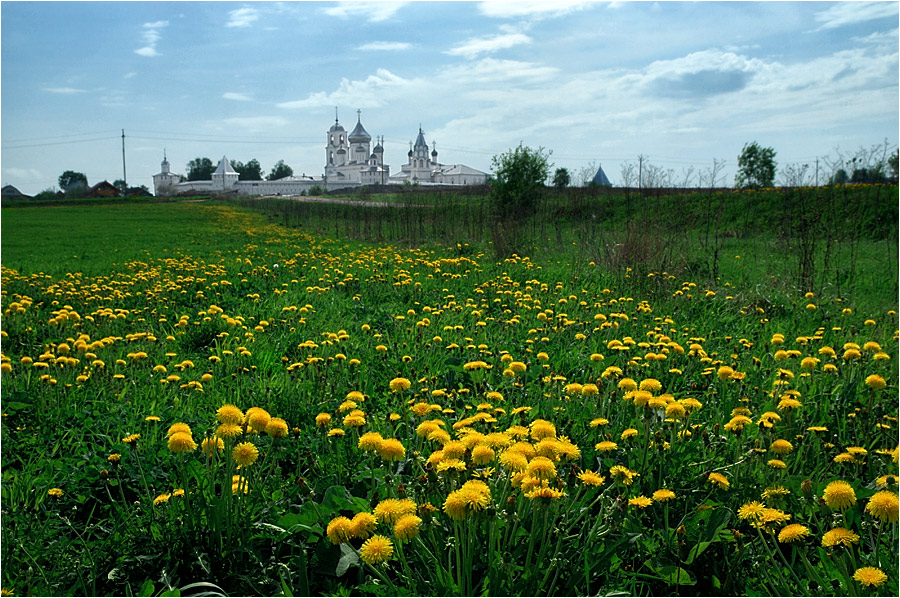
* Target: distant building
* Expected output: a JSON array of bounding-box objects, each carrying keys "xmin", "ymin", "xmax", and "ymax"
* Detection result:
[
  {"xmin": 1, "ymin": 185, "xmax": 31, "ymax": 200},
  {"xmin": 592, "ymin": 165, "xmax": 612, "ymax": 186},
  {"xmin": 88, "ymin": 181, "xmax": 119, "ymax": 198},
  {"xmin": 153, "ymin": 111, "xmax": 487, "ymax": 196}
]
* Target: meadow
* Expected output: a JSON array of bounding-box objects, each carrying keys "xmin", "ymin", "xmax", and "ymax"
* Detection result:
[{"xmin": 1, "ymin": 187, "xmax": 898, "ymax": 597}]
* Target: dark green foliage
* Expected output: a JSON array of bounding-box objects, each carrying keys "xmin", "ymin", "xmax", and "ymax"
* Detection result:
[
  {"xmin": 58, "ymin": 170, "xmax": 88, "ymax": 191},
  {"xmin": 552, "ymin": 167, "xmax": 571, "ymax": 189},
  {"xmin": 735, "ymin": 142, "xmax": 776, "ymax": 188},
  {"xmin": 490, "ymin": 144, "xmax": 552, "ymax": 217},
  {"xmin": 186, "ymin": 157, "xmax": 214, "ymax": 181},
  {"xmin": 268, "ymin": 160, "xmax": 294, "ymax": 181},
  {"xmin": 232, "ymin": 158, "xmax": 263, "ymax": 181}
]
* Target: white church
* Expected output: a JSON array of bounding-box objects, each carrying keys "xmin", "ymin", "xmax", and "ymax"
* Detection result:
[{"xmin": 153, "ymin": 111, "xmax": 488, "ymax": 196}]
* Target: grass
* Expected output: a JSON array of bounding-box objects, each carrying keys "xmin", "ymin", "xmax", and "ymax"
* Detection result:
[{"xmin": 1, "ymin": 194, "xmax": 897, "ymax": 597}]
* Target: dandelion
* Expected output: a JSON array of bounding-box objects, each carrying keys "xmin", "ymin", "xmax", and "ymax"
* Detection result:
[
  {"xmin": 769, "ymin": 439, "xmax": 793, "ymax": 454},
  {"xmin": 864, "ymin": 490, "xmax": 899, "ymax": 523},
  {"xmin": 652, "ymin": 489, "xmax": 676, "ymax": 502},
  {"xmin": 168, "ymin": 432, "xmax": 197, "ymax": 454},
  {"xmin": 639, "ymin": 378, "xmax": 662, "ymax": 392},
  {"xmin": 358, "ymin": 432, "xmax": 384, "ymax": 451},
  {"xmin": 620, "ymin": 428, "xmax": 638, "ymax": 440},
  {"xmin": 201, "ymin": 437, "xmax": 224, "ymax": 456},
  {"xmin": 376, "ymin": 438, "xmax": 406, "ymax": 461},
  {"xmin": 590, "ymin": 418, "xmax": 609, "ymax": 427},
  {"xmin": 594, "ymin": 440, "xmax": 618, "ymax": 452},
  {"xmin": 216, "ymin": 404, "xmax": 244, "ymax": 425},
  {"xmin": 389, "ymin": 377, "xmax": 411, "ymax": 392},
  {"xmin": 865, "ymin": 374, "xmax": 886, "ymax": 390},
  {"xmin": 246, "ymin": 408, "xmax": 271, "ymax": 432},
  {"xmin": 315, "ymin": 413, "xmax": 332, "ymax": 427},
  {"xmin": 393, "ymin": 514, "xmax": 422, "ymax": 541},
  {"xmin": 232, "ymin": 442, "xmax": 259, "ymax": 467},
  {"xmin": 153, "ymin": 493, "xmax": 171, "ymax": 506},
  {"xmin": 525, "ymin": 456, "xmax": 557, "ymax": 480},
  {"xmin": 265, "ymin": 417, "xmax": 289, "ymax": 438},
  {"xmin": 738, "ymin": 501, "xmax": 766, "ymax": 522},
  {"xmin": 577, "ymin": 470, "xmax": 605, "ymax": 487},
  {"xmin": 526, "ymin": 485, "xmax": 566, "ymax": 500},
  {"xmin": 107, "ymin": 453, "xmax": 122, "ymax": 464},
  {"xmin": 610, "ymin": 465, "xmax": 637, "ymax": 486},
  {"xmin": 628, "ymin": 496, "xmax": 653, "ymax": 508},
  {"xmin": 327, "ymin": 516, "xmax": 354, "ymax": 544},
  {"xmin": 122, "ymin": 434, "xmax": 141, "ymax": 445},
  {"xmin": 821, "ymin": 527, "xmax": 860, "ymax": 547},
  {"xmin": 47, "ymin": 488, "xmax": 64, "ymax": 498},
  {"xmin": 471, "ymin": 445, "xmax": 495, "ymax": 465},
  {"xmin": 777, "ymin": 524, "xmax": 809, "ymax": 543},
  {"xmin": 853, "ymin": 567, "xmax": 888, "ymax": 588},
  {"xmin": 767, "ymin": 459, "xmax": 787, "ymax": 469},
  {"xmin": 359, "ymin": 535, "xmax": 394, "ymax": 565},
  {"xmin": 823, "ymin": 480, "xmax": 856, "ymax": 509},
  {"xmin": 761, "ymin": 486, "xmax": 791, "ymax": 501},
  {"xmin": 708, "ymin": 472, "xmax": 730, "ymax": 490},
  {"xmin": 216, "ymin": 423, "xmax": 242, "ymax": 438},
  {"xmin": 350, "ymin": 512, "xmax": 378, "ymax": 540},
  {"xmin": 374, "ymin": 498, "xmax": 416, "ymax": 524}
]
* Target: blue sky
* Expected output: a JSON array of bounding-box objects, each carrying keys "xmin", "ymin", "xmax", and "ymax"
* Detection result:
[{"xmin": 2, "ymin": 1, "xmax": 898, "ymax": 194}]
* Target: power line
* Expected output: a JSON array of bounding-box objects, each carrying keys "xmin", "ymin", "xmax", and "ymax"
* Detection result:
[{"xmin": 2, "ymin": 136, "xmax": 120, "ymax": 149}]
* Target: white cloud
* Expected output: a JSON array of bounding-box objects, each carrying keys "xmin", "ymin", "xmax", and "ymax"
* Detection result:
[
  {"xmin": 323, "ymin": 2, "xmax": 407, "ymax": 22},
  {"xmin": 357, "ymin": 41, "xmax": 412, "ymax": 51},
  {"xmin": 135, "ymin": 20, "xmax": 168, "ymax": 57},
  {"xmin": 43, "ymin": 87, "xmax": 87, "ymax": 94},
  {"xmin": 446, "ymin": 32, "xmax": 532, "ymax": 58},
  {"xmin": 124, "ymin": 72, "xmax": 137, "ymax": 79},
  {"xmin": 223, "ymin": 92, "xmax": 254, "ymax": 102},
  {"xmin": 814, "ymin": 1, "xmax": 898, "ymax": 30},
  {"xmin": 277, "ymin": 68, "xmax": 420, "ymax": 109},
  {"xmin": 444, "ymin": 58, "xmax": 559, "ymax": 83},
  {"xmin": 3, "ymin": 167, "xmax": 42, "ymax": 181},
  {"xmin": 477, "ymin": 0, "xmax": 592, "ymax": 19},
  {"xmin": 227, "ymin": 8, "xmax": 260, "ymax": 28}
]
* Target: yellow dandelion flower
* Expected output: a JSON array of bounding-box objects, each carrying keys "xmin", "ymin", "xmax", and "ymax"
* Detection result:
[
  {"xmin": 326, "ymin": 516, "xmax": 354, "ymax": 545},
  {"xmin": 350, "ymin": 512, "xmax": 378, "ymax": 540},
  {"xmin": 652, "ymin": 489, "xmax": 676, "ymax": 502},
  {"xmin": 708, "ymin": 472, "xmax": 730, "ymax": 490},
  {"xmin": 628, "ymin": 495, "xmax": 653, "ymax": 508},
  {"xmin": 853, "ymin": 567, "xmax": 888, "ymax": 588},
  {"xmin": 777, "ymin": 523, "xmax": 809, "ymax": 543},
  {"xmin": 865, "ymin": 490, "xmax": 899, "ymax": 523},
  {"xmin": 216, "ymin": 404, "xmax": 244, "ymax": 425},
  {"xmin": 232, "ymin": 442, "xmax": 259, "ymax": 467},
  {"xmin": 821, "ymin": 527, "xmax": 860, "ymax": 548},
  {"xmin": 823, "ymin": 480, "xmax": 856, "ymax": 509}
]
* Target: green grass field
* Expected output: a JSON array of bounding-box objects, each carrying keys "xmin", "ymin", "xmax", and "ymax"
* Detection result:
[{"xmin": 1, "ymin": 191, "xmax": 897, "ymax": 597}]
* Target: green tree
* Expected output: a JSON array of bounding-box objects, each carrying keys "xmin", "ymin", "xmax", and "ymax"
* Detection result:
[
  {"xmin": 552, "ymin": 167, "xmax": 570, "ymax": 189},
  {"xmin": 186, "ymin": 157, "xmax": 214, "ymax": 181},
  {"xmin": 58, "ymin": 170, "xmax": 88, "ymax": 191},
  {"xmin": 490, "ymin": 144, "xmax": 552, "ymax": 217},
  {"xmin": 735, "ymin": 142, "xmax": 776, "ymax": 188},
  {"xmin": 830, "ymin": 168, "xmax": 849, "ymax": 186},
  {"xmin": 112, "ymin": 179, "xmax": 128, "ymax": 195},
  {"xmin": 233, "ymin": 158, "xmax": 263, "ymax": 181},
  {"xmin": 267, "ymin": 160, "xmax": 294, "ymax": 180}
]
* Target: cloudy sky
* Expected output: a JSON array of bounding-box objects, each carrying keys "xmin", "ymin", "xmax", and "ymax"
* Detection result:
[{"xmin": 2, "ymin": 1, "xmax": 898, "ymax": 194}]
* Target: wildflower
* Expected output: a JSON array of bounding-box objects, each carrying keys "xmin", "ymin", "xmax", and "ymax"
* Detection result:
[
  {"xmin": 122, "ymin": 434, "xmax": 141, "ymax": 445},
  {"xmin": 374, "ymin": 498, "xmax": 416, "ymax": 524},
  {"xmin": 201, "ymin": 436, "xmax": 224, "ymax": 456},
  {"xmin": 359, "ymin": 535, "xmax": 394, "ymax": 565},
  {"xmin": 639, "ymin": 378, "xmax": 662, "ymax": 392},
  {"xmin": 107, "ymin": 453, "xmax": 122, "ymax": 464},
  {"xmin": 620, "ymin": 428, "xmax": 638, "ymax": 440},
  {"xmin": 526, "ymin": 456, "xmax": 557, "ymax": 480},
  {"xmin": 717, "ymin": 366, "xmax": 735, "ymax": 381},
  {"xmin": 761, "ymin": 486, "xmax": 790, "ymax": 501},
  {"xmin": 358, "ymin": 432, "xmax": 384, "ymax": 451},
  {"xmin": 350, "ymin": 512, "xmax": 378, "ymax": 540},
  {"xmin": 590, "ymin": 418, "xmax": 609, "ymax": 427},
  {"xmin": 652, "ymin": 489, "xmax": 676, "ymax": 502},
  {"xmin": 738, "ymin": 501, "xmax": 766, "ymax": 522},
  {"xmin": 167, "ymin": 422, "xmax": 191, "ymax": 437},
  {"xmin": 232, "ymin": 442, "xmax": 259, "ymax": 467},
  {"xmin": 767, "ymin": 459, "xmax": 787, "ymax": 469},
  {"xmin": 777, "ymin": 524, "xmax": 809, "ymax": 543},
  {"xmin": 377, "ymin": 438, "xmax": 406, "ymax": 461},
  {"xmin": 823, "ymin": 480, "xmax": 856, "ymax": 509},
  {"xmin": 153, "ymin": 493, "xmax": 171, "ymax": 506},
  {"xmin": 853, "ymin": 567, "xmax": 888, "ymax": 588},
  {"xmin": 246, "ymin": 408, "xmax": 271, "ymax": 432},
  {"xmin": 769, "ymin": 439, "xmax": 793, "ymax": 454},
  {"xmin": 629, "ymin": 496, "xmax": 653, "ymax": 508},
  {"xmin": 393, "ymin": 514, "xmax": 422, "ymax": 541},
  {"xmin": 471, "ymin": 445, "xmax": 495, "ymax": 465},
  {"xmin": 327, "ymin": 428, "xmax": 345, "ymax": 437},
  {"xmin": 708, "ymin": 472, "xmax": 730, "ymax": 490},
  {"xmin": 47, "ymin": 488, "xmax": 64, "ymax": 498},
  {"xmin": 499, "ymin": 450, "xmax": 528, "ymax": 472},
  {"xmin": 216, "ymin": 423, "xmax": 242, "ymax": 438},
  {"xmin": 168, "ymin": 432, "xmax": 197, "ymax": 454},
  {"xmin": 315, "ymin": 413, "xmax": 332, "ymax": 427},
  {"xmin": 618, "ymin": 378, "xmax": 637, "ymax": 391},
  {"xmin": 266, "ymin": 417, "xmax": 289, "ymax": 438},
  {"xmin": 216, "ymin": 404, "xmax": 244, "ymax": 425},
  {"xmin": 443, "ymin": 491, "xmax": 468, "ymax": 520},
  {"xmin": 526, "ymin": 485, "xmax": 566, "ymax": 500},
  {"xmin": 609, "ymin": 465, "xmax": 637, "ymax": 486},
  {"xmin": 389, "ymin": 377, "xmax": 411, "ymax": 392},
  {"xmin": 865, "ymin": 374, "xmax": 886, "ymax": 390},
  {"xmin": 577, "ymin": 470, "xmax": 605, "ymax": 487},
  {"xmin": 594, "ymin": 440, "xmax": 618, "ymax": 452},
  {"xmin": 865, "ymin": 491, "xmax": 899, "ymax": 523},
  {"xmin": 821, "ymin": 527, "xmax": 860, "ymax": 548},
  {"xmin": 326, "ymin": 516, "xmax": 353, "ymax": 544}
]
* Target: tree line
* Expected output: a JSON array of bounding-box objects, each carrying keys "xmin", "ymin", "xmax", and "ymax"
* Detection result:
[{"xmin": 185, "ymin": 158, "xmax": 294, "ymax": 181}]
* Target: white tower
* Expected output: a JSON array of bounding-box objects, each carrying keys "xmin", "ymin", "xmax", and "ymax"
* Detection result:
[
  {"xmin": 153, "ymin": 150, "xmax": 181, "ymax": 196},
  {"xmin": 211, "ymin": 156, "xmax": 239, "ymax": 191},
  {"xmin": 325, "ymin": 108, "xmax": 348, "ymax": 173}
]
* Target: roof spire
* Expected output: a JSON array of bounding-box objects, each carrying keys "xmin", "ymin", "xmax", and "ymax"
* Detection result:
[
  {"xmin": 335, "ymin": 106, "xmax": 339, "ymax": 123},
  {"xmin": 357, "ymin": 108, "xmax": 362, "ymax": 122}
]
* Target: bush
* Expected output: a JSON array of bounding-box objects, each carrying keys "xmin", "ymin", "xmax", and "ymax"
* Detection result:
[{"xmin": 490, "ymin": 144, "xmax": 552, "ymax": 218}]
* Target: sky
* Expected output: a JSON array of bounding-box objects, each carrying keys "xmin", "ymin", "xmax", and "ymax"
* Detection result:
[{"xmin": 1, "ymin": 0, "xmax": 898, "ymax": 195}]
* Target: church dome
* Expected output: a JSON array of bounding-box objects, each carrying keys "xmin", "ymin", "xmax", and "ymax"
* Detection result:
[{"xmin": 349, "ymin": 117, "xmax": 371, "ymax": 143}]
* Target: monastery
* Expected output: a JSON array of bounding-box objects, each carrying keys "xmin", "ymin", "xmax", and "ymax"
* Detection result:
[{"xmin": 153, "ymin": 111, "xmax": 488, "ymax": 196}]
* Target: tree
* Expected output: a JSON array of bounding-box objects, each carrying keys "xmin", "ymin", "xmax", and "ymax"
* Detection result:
[
  {"xmin": 267, "ymin": 160, "xmax": 294, "ymax": 180},
  {"xmin": 552, "ymin": 167, "xmax": 570, "ymax": 189},
  {"xmin": 186, "ymin": 157, "xmax": 214, "ymax": 181},
  {"xmin": 490, "ymin": 143, "xmax": 552, "ymax": 217},
  {"xmin": 889, "ymin": 149, "xmax": 899, "ymax": 180},
  {"xmin": 58, "ymin": 170, "xmax": 88, "ymax": 191},
  {"xmin": 232, "ymin": 158, "xmax": 263, "ymax": 181},
  {"xmin": 112, "ymin": 179, "xmax": 128, "ymax": 195},
  {"xmin": 735, "ymin": 142, "xmax": 776, "ymax": 188},
  {"xmin": 830, "ymin": 168, "xmax": 849, "ymax": 185}
]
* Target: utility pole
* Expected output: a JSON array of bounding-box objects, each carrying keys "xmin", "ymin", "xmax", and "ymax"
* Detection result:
[
  {"xmin": 638, "ymin": 154, "xmax": 644, "ymax": 192},
  {"xmin": 815, "ymin": 158, "xmax": 819, "ymax": 187},
  {"xmin": 121, "ymin": 129, "xmax": 127, "ymax": 188}
]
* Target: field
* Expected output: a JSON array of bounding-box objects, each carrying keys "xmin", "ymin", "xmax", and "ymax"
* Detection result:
[{"xmin": 1, "ymin": 188, "xmax": 898, "ymax": 597}]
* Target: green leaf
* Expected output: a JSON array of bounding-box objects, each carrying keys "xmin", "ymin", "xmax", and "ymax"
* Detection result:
[
  {"xmin": 138, "ymin": 580, "xmax": 155, "ymax": 597},
  {"xmin": 336, "ymin": 544, "xmax": 360, "ymax": 577},
  {"xmin": 684, "ymin": 540, "xmax": 712, "ymax": 565},
  {"xmin": 644, "ymin": 561, "xmax": 696, "ymax": 586},
  {"xmin": 279, "ymin": 573, "xmax": 294, "ymax": 597}
]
